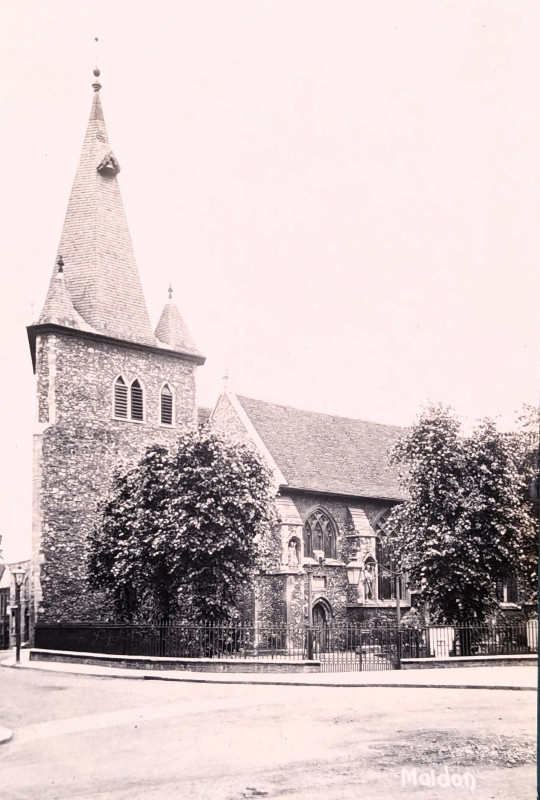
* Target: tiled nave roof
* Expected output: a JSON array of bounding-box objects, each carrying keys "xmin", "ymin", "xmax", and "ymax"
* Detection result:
[{"xmin": 236, "ymin": 395, "xmax": 406, "ymax": 501}]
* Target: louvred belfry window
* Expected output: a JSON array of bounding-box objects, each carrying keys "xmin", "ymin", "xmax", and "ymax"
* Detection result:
[
  {"xmin": 160, "ymin": 384, "xmax": 173, "ymax": 425},
  {"xmin": 114, "ymin": 377, "xmax": 128, "ymax": 418},
  {"xmin": 130, "ymin": 380, "xmax": 144, "ymax": 421}
]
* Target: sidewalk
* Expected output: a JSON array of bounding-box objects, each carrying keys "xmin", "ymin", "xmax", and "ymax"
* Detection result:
[{"xmin": 2, "ymin": 649, "xmax": 537, "ymax": 690}]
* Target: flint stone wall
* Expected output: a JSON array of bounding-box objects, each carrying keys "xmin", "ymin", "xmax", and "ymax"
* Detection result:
[{"xmin": 32, "ymin": 331, "xmax": 199, "ymax": 626}]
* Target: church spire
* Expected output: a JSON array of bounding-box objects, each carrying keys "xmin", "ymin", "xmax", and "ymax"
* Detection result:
[
  {"xmin": 37, "ymin": 70, "xmax": 156, "ymax": 346},
  {"xmin": 155, "ymin": 286, "xmax": 202, "ymax": 357}
]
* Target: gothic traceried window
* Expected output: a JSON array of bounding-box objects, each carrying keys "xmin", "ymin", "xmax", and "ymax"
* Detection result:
[
  {"xmin": 374, "ymin": 508, "xmax": 400, "ymax": 601},
  {"xmin": 160, "ymin": 384, "xmax": 173, "ymax": 425},
  {"xmin": 303, "ymin": 508, "xmax": 337, "ymax": 560},
  {"xmin": 496, "ymin": 574, "xmax": 519, "ymax": 604}
]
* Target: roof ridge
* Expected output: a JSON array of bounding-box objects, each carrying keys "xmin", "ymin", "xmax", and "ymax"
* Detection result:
[{"xmin": 236, "ymin": 393, "xmax": 405, "ymax": 430}]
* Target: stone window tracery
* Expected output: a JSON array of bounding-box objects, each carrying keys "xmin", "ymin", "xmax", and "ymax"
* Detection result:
[
  {"xmin": 303, "ymin": 508, "xmax": 337, "ymax": 560},
  {"xmin": 374, "ymin": 508, "xmax": 400, "ymax": 601},
  {"xmin": 496, "ymin": 574, "xmax": 519, "ymax": 604}
]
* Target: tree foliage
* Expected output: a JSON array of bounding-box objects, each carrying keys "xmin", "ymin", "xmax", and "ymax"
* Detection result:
[
  {"xmin": 387, "ymin": 403, "xmax": 538, "ymax": 623},
  {"xmin": 89, "ymin": 428, "xmax": 277, "ymax": 623}
]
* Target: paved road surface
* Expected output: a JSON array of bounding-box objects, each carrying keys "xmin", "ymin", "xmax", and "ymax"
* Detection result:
[{"xmin": 0, "ymin": 656, "xmax": 536, "ymax": 799}]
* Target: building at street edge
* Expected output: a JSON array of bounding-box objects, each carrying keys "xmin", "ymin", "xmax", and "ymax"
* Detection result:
[{"xmin": 27, "ymin": 74, "xmax": 531, "ymax": 638}]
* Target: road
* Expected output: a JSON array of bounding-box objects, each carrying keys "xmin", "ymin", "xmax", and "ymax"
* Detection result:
[{"xmin": 0, "ymin": 657, "xmax": 536, "ymax": 799}]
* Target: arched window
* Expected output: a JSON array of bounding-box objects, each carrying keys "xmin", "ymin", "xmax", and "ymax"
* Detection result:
[
  {"xmin": 130, "ymin": 379, "xmax": 144, "ymax": 421},
  {"xmin": 113, "ymin": 376, "xmax": 128, "ymax": 418},
  {"xmin": 374, "ymin": 508, "xmax": 399, "ymax": 601},
  {"xmin": 160, "ymin": 384, "xmax": 173, "ymax": 425},
  {"xmin": 496, "ymin": 574, "xmax": 519, "ymax": 604},
  {"xmin": 303, "ymin": 508, "xmax": 337, "ymax": 559}
]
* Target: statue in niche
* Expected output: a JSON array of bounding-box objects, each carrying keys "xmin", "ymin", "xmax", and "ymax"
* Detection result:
[
  {"xmin": 287, "ymin": 538, "xmax": 300, "ymax": 567},
  {"xmin": 364, "ymin": 561, "xmax": 375, "ymax": 601}
]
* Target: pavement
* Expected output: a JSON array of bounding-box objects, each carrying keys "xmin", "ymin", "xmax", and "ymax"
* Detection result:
[
  {"xmin": 1, "ymin": 647, "xmax": 537, "ymax": 691},
  {"xmin": 1, "ymin": 661, "xmax": 536, "ymax": 800}
]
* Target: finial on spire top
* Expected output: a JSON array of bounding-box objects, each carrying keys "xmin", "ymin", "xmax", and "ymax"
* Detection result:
[
  {"xmin": 168, "ymin": 284, "xmax": 173, "ymax": 300},
  {"xmin": 223, "ymin": 369, "xmax": 229, "ymax": 388},
  {"xmin": 92, "ymin": 67, "xmax": 102, "ymax": 92},
  {"xmin": 56, "ymin": 255, "xmax": 64, "ymax": 274}
]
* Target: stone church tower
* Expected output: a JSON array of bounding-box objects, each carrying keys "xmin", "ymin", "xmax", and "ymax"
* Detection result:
[{"xmin": 27, "ymin": 72, "xmax": 204, "ymax": 632}]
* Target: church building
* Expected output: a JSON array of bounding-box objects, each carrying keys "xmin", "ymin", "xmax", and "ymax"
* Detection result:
[
  {"xmin": 27, "ymin": 72, "xmax": 414, "ymax": 634},
  {"xmin": 28, "ymin": 73, "xmax": 529, "ymax": 637},
  {"xmin": 211, "ymin": 390, "xmax": 413, "ymax": 627}
]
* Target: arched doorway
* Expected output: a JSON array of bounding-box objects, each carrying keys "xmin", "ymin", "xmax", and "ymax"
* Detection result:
[
  {"xmin": 312, "ymin": 601, "xmax": 329, "ymax": 628},
  {"xmin": 312, "ymin": 599, "xmax": 332, "ymax": 651}
]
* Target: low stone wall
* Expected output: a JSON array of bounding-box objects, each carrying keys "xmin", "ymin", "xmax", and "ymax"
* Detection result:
[
  {"xmin": 29, "ymin": 648, "xmax": 321, "ymax": 673},
  {"xmin": 400, "ymin": 654, "xmax": 537, "ymax": 669}
]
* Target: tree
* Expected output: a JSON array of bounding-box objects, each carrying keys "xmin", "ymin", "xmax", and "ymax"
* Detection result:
[
  {"xmin": 88, "ymin": 428, "xmax": 277, "ymax": 623},
  {"xmin": 387, "ymin": 403, "xmax": 538, "ymax": 624}
]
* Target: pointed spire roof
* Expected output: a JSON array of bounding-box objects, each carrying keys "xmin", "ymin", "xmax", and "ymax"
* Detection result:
[
  {"xmin": 38, "ymin": 70, "xmax": 156, "ymax": 346},
  {"xmin": 155, "ymin": 285, "xmax": 202, "ymax": 357},
  {"xmin": 29, "ymin": 71, "xmax": 204, "ymax": 368},
  {"xmin": 38, "ymin": 256, "xmax": 95, "ymax": 332}
]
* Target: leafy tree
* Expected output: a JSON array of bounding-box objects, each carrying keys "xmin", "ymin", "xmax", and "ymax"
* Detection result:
[
  {"xmin": 387, "ymin": 403, "xmax": 538, "ymax": 623},
  {"xmin": 89, "ymin": 428, "xmax": 277, "ymax": 623}
]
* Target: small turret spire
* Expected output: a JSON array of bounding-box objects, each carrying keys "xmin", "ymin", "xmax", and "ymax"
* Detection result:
[{"xmin": 56, "ymin": 255, "xmax": 64, "ymax": 274}]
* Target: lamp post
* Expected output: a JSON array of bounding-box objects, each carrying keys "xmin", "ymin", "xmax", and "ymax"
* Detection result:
[
  {"xmin": 394, "ymin": 563, "xmax": 401, "ymax": 629},
  {"xmin": 346, "ymin": 552, "xmax": 362, "ymax": 594},
  {"xmin": 305, "ymin": 550, "xmax": 325, "ymax": 660},
  {"xmin": 11, "ymin": 567, "xmax": 26, "ymax": 664}
]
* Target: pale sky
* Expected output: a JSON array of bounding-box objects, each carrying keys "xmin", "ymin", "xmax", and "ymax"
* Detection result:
[{"xmin": 1, "ymin": 1, "xmax": 539, "ymax": 560}]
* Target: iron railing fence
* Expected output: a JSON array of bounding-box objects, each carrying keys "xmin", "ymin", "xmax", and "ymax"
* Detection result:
[
  {"xmin": 34, "ymin": 620, "xmax": 538, "ymax": 671},
  {"xmin": 420, "ymin": 621, "xmax": 538, "ymax": 659},
  {"xmin": 34, "ymin": 622, "xmax": 309, "ymax": 661}
]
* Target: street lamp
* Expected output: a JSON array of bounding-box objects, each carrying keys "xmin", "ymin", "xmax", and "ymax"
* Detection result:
[
  {"xmin": 11, "ymin": 567, "xmax": 26, "ymax": 664},
  {"xmin": 346, "ymin": 552, "xmax": 363, "ymax": 589}
]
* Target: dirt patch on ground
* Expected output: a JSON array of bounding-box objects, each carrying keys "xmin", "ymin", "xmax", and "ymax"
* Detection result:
[{"xmin": 370, "ymin": 728, "xmax": 536, "ymax": 769}]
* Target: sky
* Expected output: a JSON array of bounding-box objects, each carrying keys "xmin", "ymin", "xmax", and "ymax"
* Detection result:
[{"xmin": 1, "ymin": 1, "xmax": 539, "ymax": 560}]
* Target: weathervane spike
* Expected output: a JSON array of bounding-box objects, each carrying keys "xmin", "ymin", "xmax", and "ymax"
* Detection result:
[
  {"xmin": 92, "ymin": 67, "xmax": 101, "ymax": 93},
  {"xmin": 92, "ymin": 37, "xmax": 101, "ymax": 92},
  {"xmin": 168, "ymin": 284, "xmax": 173, "ymax": 300}
]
